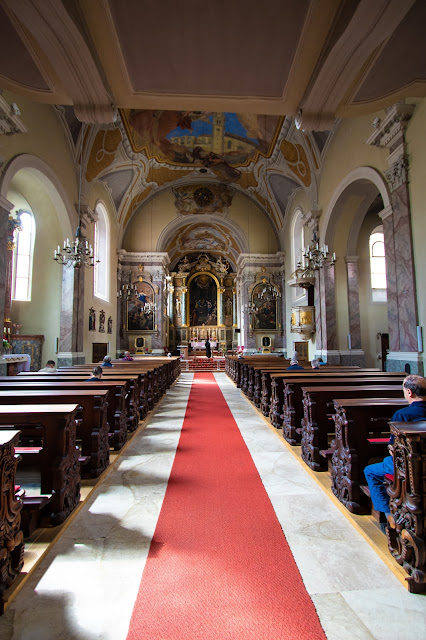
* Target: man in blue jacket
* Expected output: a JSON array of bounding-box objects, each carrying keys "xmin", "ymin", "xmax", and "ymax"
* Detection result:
[{"xmin": 364, "ymin": 374, "xmax": 426, "ymax": 531}]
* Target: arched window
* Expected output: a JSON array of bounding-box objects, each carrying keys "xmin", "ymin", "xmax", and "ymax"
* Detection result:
[
  {"xmin": 12, "ymin": 211, "xmax": 35, "ymax": 301},
  {"xmin": 94, "ymin": 203, "xmax": 109, "ymax": 301},
  {"xmin": 369, "ymin": 227, "xmax": 387, "ymax": 302}
]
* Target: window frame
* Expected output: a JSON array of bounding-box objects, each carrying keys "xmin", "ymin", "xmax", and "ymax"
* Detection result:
[
  {"xmin": 12, "ymin": 210, "xmax": 36, "ymax": 302},
  {"xmin": 369, "ymin": 227, "xmax": 387, "ymax": 303},
  {"xmin": 93, "ymin": 202, "xmax": 110, "ymax": 302}
]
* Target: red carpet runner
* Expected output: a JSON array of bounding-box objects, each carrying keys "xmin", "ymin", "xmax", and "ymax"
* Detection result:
[{"xmin": 127, "ymin": 373, "xmax": 326, "ymax": 639}]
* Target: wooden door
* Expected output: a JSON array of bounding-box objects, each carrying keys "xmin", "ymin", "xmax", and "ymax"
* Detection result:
[
  {"xmin": 92, "ymin": 343, "xmax": 108, "ymax": 363},
  {"xmin": 294, "ymin": 342, "xmax": 308, "ymax": 361}
]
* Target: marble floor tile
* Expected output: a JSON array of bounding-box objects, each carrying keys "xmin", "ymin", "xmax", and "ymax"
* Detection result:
[{"xmin": 1, "ymin": 372, "xmax": 425, "ymax": 640}]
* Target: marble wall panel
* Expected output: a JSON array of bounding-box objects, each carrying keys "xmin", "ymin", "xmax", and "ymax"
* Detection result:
[
  {"xmin": 382, "ymin": 212, "xmax": 399, "ymax": 351},
  {"xmin": 314, "ymin": 275, "xmax": 322, "ymax": 350},
  {"xmin": 59, "ymin": 267, "xmax": 75, "ymax": 352},
  {"xmin": 320, "ymin": 264, "xmax": 337, "ymax": 351},
  {"xmin": 392, "ymin": 183, "xmax": 418, "ymax": 352},
  {"xmin": 346, "ymin": 260, "xmax": 361, "ymax": 349},
  {"xmin": 0, "ymin": 207, "xmax": 9, "ymax": 351}
]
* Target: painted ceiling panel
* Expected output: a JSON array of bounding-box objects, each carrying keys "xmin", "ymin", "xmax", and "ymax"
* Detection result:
[
  {"xmin": 269, "ymin": 174, "xmax": 301, "ymax": 219},
  {"xmin": 100, "ymin": 169, "xmax": 133, "ymax": 211},
  {"xmin": 353, "ymin": 1, "xmax": 426, "ymax": 103},
  {"xmin": 0, "ymin": 5, "xmax": 49, "ymax": 90},
  {"xmin": 108, "ymin": 0, "xmax": 310, "ymax": 96}
]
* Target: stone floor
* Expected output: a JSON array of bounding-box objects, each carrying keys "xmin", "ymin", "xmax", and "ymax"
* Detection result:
[{"xmin": 1, "ymin": 373, "xmax": 425, "ymax": 639}]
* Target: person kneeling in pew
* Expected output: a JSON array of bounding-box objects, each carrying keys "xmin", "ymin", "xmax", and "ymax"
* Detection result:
[
  {"xmin": 364, "ymin": 374, "xmax": 426, "ymax": 532},
  {"xmin": 38, "ymin": 360, "xmax": 57, "ymax": 373},
  {"xmin": 86, "ymin": 366, "xmax": 103, "ymax": 381}
]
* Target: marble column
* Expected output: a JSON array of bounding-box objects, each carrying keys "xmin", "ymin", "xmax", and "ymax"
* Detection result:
[
  {"xmin": 384, "ymin": 168, "xmax": 418, "ymax": 352},
  {"xmin": 232, "ymin": 289, "xmax": 237, "ymax": 327},
  {"xmin": 219, "ymin": 287, "xmax": 225, "ymax": 326},
  {"xmin": 0, "ymin": 197, "xmax": 14, "ymax": 363},
  {"xmin": 168, "ymin": 284, "xmax": 174, "ymax": 326},
  {"xmin": 181, "ymin": 288, "xmax": 187, "ymax": 326},
  {"xmin": 317, "ymin": 263, "xmax": 339, "ymax": 363},
  {"xmin": 366, "ymin": 103, "xmax": 421, "ymax": 373},
  {"xmin": 380, "ymin": 204, "xmax": 399, "ymax": 353},
  {"xmin": 57, "ymin": 212, "xmax": 92, "ymax": 366},
  {"xmin": 344, "ymin": 256, "xmax": 365, "ymax": 366}
]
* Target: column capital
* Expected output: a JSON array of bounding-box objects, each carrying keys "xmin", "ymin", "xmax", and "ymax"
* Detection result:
[
  {"xmin": 78, "ymin": 204, "xmax": 97, "ymax": 226},
  {"xmin": 378, "ymin": 205, "xmax": 393, "ymax": 221},
  {"xmin": 302, "ymin": 207, "xmax": 322, "ymax": 232},
  {"xmin": 0, "ymin": 195, "xmax": 14, "ymax": 214},
  {"xmin": 366, "ymin": 103, "xmax": 415, "ymax": 151},
  {"xmin": 344, "ymin": 256, "xmax": 359, "ymax": 264},
  {"xmin": 385, "ymin": 157, "xmax": 409, "ymax": 192}
]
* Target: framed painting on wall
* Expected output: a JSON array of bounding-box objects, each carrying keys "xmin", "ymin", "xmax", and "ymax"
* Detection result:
[
  {"xmin": 251, "ymin": 284, "xmax": 277, "ymax": 330},
  {"xmin": 127, "ymin": 281, "xmax": 155, "ymax": 332}
]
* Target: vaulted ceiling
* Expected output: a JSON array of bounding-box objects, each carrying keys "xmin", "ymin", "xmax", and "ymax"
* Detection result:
[
  {"xmin": 1, "ymin": 0, "xmax": 425, "ymax": 264},
  {"xmin": 1, "ymin": 0, "xmax": 425, "ymax": 129}
]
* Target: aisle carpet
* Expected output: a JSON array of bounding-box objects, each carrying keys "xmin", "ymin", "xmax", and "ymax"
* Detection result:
[{"xmin": 127, "ymin": 373, "xmax": 326, "ymax": 639}]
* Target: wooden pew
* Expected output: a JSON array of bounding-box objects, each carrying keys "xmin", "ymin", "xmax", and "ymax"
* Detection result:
[
  {"xmin": 0, "ymin": 430, "xmax": 25, "ymax": 614},
  {"xmin": 0, "ymin": 380, "xmax": 130, "ymax": 451},
  {"xmin": 0, "ymin": 390, "xmax": 109, "ymax": 477},
  {"xmin": 18, "ymin": 372, "xmax": 141, "ymax": 427},
  {"xmin": 58, "ymin": 366, "xmax": 159, "ymax": 411},
  {"xmin": 269, "ymin": 372, "xmax": 405, "ymax": 444},
  {"xmin": 387, "ymin": 420, "xmax": 426, "ymax": 594},
  {"xmin": 259, "ymin": 366, "xmax": 379, "ymax": 415},
  {"xmin": 330, "ymin": 397, "xmax": 407, "ymax": 514},
  {"xmin": 0, "ymin": 404, "xmax": 81, "ymax": 525},
  {"xmin": 300, "ymin": 385, "xmax": 404, "ymax": 471}
]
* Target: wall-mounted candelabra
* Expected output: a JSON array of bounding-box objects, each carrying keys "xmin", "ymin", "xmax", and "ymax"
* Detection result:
[{"xmin": 118, "ymin": 283, "xmax": 137, "ymax": 298}]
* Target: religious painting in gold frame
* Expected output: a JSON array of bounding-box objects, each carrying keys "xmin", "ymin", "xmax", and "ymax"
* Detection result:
[
  {"xmin": 188, "ymin": 273, "xmax": 218, "ymax": 327},
  {"xmin": 127, "ymin": 281, "xmax": 155, "ymax": 332},
  {"xmin": 251, "ymin": 283, "xmax": 277, "ymax": 330}
]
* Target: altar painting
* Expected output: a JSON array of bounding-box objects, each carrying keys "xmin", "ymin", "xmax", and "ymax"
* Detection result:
[
  {"xmin": 127, "ymin": 281, "xmax": 155, "ymax": 331},
  {"xmin": 251, "ymin": 284, "xmax": 277, "ymax": 330},
  {"xmin": 189, "ymin": 274, "xmax": 217, "ymax": 326}
]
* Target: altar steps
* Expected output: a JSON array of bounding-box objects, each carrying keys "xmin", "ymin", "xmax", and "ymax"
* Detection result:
[{"xmin": 182, "ymin": 358, "xmax": 226, "ymax": 372}]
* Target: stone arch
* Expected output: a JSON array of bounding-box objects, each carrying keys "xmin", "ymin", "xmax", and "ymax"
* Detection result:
[
  {"xmin": 320, "ymin": 166, "xmax": 391, "ymax": 366},
  {"xmin": 157, "ymin": 215, "xmax": 249, "ymax": 271},
  {"xmin": 0, "ymin": 154, "xmax": 75, "ymax": 238},
  {"xmin": 322, "ymin": 166, "xmax": 390, "ymax": 248}
]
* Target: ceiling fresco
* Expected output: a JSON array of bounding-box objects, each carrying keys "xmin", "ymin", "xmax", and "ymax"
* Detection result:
[
  {"xmin": 120, "ymin": 110, "xmax": 283, "ymax": 168},
  {"xmin": 164, "ymin": 221, "xmax": 242, "ymax": 267}
]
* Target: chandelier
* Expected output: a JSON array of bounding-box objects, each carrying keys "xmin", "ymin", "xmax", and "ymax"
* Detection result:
[
  {"xmin": 54, "ymin": 124, "xmax": 98, "ymax": 269},
  {"xmin": 54, "ymin": 226, "xmax": 97, "ymax": 269},
  {"xmin": 302, "ymin": 231, "xmax": 335, "ymax": 270}
]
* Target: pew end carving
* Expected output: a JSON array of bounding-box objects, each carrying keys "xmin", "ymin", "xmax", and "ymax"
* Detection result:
[{"xmin": 387, "ymin": 421, "xmax": 426, "ymax": 594}]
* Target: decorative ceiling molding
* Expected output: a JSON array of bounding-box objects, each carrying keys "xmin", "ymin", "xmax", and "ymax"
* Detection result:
[
  {"xmin": 2, "ymin": 0, "xmax": 114, "ymax": 123},
  {"xmin": 0, "ymin": 94, "xmax": 27, "ymax": 136},
  {"xmin": 295, "ymin": 0, "xmax": 417, "ymax": 130},
  {"xmin": 0, "ymin": 1, "xmax": 424, "ymax": 125}
]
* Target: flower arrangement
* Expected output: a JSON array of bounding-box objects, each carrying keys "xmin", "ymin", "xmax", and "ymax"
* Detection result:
[{"xmin": 3, "ymin": 336, "xmax": 11, "ymax": 350}]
